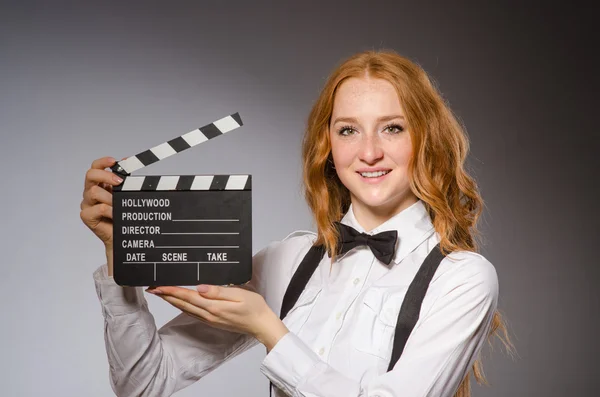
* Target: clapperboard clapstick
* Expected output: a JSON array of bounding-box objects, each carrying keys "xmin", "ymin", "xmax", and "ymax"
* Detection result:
[{"xmin": 110, "ymin": 113, "xmax": 252, "ymax": 287}]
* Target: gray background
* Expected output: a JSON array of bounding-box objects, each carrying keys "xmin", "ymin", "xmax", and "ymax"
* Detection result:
[{"xmin": 0, "ymin": 1, "xmax": 597, "ymax": 396}]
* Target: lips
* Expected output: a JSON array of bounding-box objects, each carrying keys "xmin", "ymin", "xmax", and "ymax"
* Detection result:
[
  {"xmin": 356, "ymin": 169, "xmax": 392, "ymax": 183},
  {"xmin": 356, "ymin": 168, "xmax": 391, "ymax": 174}
]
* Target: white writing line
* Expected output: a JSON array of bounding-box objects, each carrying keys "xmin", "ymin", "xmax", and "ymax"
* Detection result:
[
  {"xmin": 154, "ymin": 245, "xmax": 239, "ymax": 248},
  {"xmin": 161, "ymin": 232, "xmax": 240, "ymax": 235},
  {"xmin": 172, "ymin": 219, "xmax": 239, "ymax": 222},
  {"xmin": 124, "ymin": 261, "xmax": 240, "ymax": 264}
]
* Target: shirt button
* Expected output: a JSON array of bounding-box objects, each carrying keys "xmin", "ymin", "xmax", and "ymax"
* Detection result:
[
  {"xmin": 353, "ymin": 277, "xmax": 360, "ymax": 285},
  {"xmin": 318, "ymin": 347, "xmax": 325, "ymax": 356}
]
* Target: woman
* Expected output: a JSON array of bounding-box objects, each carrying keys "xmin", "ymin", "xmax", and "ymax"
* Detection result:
[{"xmin": 81, "ymin": 49, "xmax": 513, "ymax": 397}]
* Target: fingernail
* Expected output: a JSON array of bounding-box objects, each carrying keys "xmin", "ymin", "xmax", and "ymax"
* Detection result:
[
  {"xmin": 197, "ymin": 285, "xmax": 209, "ymax": 293},
  {"xmin": 145, "ymin": 288, "xmax": 162, "ymax": 295},
  {"xmin": 113, "ymin": 176, "xmax": 123, "ymax": 183}
]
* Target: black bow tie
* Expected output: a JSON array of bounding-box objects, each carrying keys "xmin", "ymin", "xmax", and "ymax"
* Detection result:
[{"xmin": 334, "ymin": 222, "xmax": 398, "ymax": 265}]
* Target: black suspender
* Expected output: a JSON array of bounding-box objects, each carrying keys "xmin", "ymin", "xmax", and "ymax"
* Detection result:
[
  {"xmin": 387, "ymin": 244, "xmax": 446, "ymax": 371},
  {"xmin": 269, "ymin": 242, "xmax": 446, "ymax": 395},
  {"xmin": 279, "ymin": 244, "xmax": 327, "ymax": 320}
]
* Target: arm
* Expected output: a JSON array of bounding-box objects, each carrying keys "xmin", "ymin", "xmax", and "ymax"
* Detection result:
[
  {"xmin": 93, "ymin": 246, "xmax": 274, "ymax": 397},
  {"xmin": 259, "ymin": 253, "xmax": 499, "ymax": 397}
]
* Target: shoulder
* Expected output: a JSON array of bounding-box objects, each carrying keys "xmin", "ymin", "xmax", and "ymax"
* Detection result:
[
  {"xmin": 435, "ymin": 249, "xmax": 499, "ymax": 304},
  {"xmin": 252, "ymin": 229, "xmax": 317, "ymax": 273},
  {"xmin": 250, "ymin": 229, "xmax": 318, "ymax": 308},
  {"xmin": 281, "ymin": 229, "xmax": 318, "ymax": 244},
  {"xmin": 266, "ymin": 229, "xmax": 317, "ymax": 255}
]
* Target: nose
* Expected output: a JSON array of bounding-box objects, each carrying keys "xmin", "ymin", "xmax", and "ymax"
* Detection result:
[{"xmin": 357, "ymin": 133, "xmax": 384, "ymax": 164}]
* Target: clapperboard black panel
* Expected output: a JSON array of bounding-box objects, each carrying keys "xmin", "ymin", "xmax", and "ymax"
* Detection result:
[{"xmin": 110, "ymin": 113, "xmax": 252, "ymax": 287}]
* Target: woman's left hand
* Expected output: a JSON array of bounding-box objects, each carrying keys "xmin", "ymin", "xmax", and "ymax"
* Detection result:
[{"xmin": 145, "ymin": 284, "xmax": 289, "ymax": 351}]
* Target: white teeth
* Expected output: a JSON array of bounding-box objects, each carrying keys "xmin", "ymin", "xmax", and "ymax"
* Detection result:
[{"xmin": 360, "ymin": 170, "xmax": 390, "ymax": 178}]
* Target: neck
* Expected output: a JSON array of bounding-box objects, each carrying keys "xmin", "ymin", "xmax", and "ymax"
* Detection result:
[{"xmin": 351, "ymin": 193, "xmax": 418, "ymax": 232}]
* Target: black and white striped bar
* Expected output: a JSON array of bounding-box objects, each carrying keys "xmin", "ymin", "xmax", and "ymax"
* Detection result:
[
  {"xmin": 110, "ymin": 113, "xmax": 252, "ymax": 287},
  {"xmin": 111, "ymin": 112, "xmax": 242, "ymax": 177},
  {"xmin": 113, "ymin": 174, "xmax": 252, "ymax": 192}
]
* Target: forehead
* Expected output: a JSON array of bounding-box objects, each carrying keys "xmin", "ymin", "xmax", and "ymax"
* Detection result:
[{"xmin": 332, "ymin": 77, "xmax": 403, "ymax": 116}]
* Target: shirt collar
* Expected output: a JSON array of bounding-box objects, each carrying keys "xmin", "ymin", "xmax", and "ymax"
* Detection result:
[{"xmin": 339, "ymin": 199, "xmax": 436, "ymax": 265}]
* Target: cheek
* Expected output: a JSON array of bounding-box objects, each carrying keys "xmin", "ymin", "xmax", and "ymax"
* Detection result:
[
  {"xmin": 331, "ymin": 142, "xmax": 355, "ymax": 167},
  {"xmin": 392, "ymin": 137, "xmax": 413, "ymax": 167},
  {"xmin": 397, "ymin": 147, "xmax": 412, "ymax": 167}
]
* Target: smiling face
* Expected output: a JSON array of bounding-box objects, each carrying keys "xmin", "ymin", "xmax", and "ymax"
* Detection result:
[{"xmin": 329, "ymin": 75, "xmax": 418, "ymax": 229}]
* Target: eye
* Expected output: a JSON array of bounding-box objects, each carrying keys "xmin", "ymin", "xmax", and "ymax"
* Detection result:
[
  {"xmin": 337, "ymin": 125, "xmax": 357, "ymax": 136},
  {"xmin": 383, "ymin": 123, "xmax": 404, "ymax": 134}
]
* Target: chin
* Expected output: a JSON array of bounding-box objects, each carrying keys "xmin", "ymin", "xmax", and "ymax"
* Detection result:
[
  {"xmin": 354, "ymin": 194, "xmax": 398, "ymax": 210},
  {"xmin": 351, "ymin": 189, "xmax": 414, "ymax": 212}
]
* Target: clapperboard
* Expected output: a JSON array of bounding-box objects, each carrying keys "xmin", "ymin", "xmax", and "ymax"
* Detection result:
[{"xmin": 110, "ymin": 113, "xmax": 252, "ymax": 287}]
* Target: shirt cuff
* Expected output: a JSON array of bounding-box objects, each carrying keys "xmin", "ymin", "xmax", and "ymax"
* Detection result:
[
  {"xmin": 259, "ymin": 331, "xmax": 321, "ymax": 396},
  {"xmin": 93, "ymin": 263, "xmax": 146, "ymax": 317}
]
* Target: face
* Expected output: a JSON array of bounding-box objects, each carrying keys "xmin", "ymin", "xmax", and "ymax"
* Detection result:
[{"xmin": 329, "ymin": 76, "xmax": 416, "ymax": 220}]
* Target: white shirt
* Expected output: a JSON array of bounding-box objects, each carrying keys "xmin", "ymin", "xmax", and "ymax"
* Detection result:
[{"xmin": 93, "ymin": 199, "xmax": 499, "ymax": 397}]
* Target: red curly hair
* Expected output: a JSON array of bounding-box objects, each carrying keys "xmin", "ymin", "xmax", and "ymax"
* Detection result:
[{"xmin": 301, "ymin": 49, "xmax": 514, "ymax": 397}]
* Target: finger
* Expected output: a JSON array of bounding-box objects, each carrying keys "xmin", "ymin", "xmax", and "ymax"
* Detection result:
[
  {"xmin": 153, "ymin": 286, "xmax": 238, "ymax": 317},
  {"xmin": 99, "ymin": 182, "xmax": 113, "ymax": 193},
  {"xmin": 80, "ymin": 206, "xmax": 113, "ymax": 241},
  {"xmin": 82, "ymin": 184, "xmax": 113, "ymax": 209},
  {"xmin": 80, "ymin": 203, "xmax": 113, "ymax": 225},
  {"xmin": 90, "ymin": 156, "xmax": 116, "ymax": 169},
  {"xmin": 158, "ymin": 294, "xmax": 215, "ymax": 322},
  {"xmin": 196, "ymin": 284, "xmax": 245, "ymax": 302},
  {"xmin": 85, "ymin": 168, "xmax": 124, "ymax": 192},
  {"xmin": 238, "ymin": 282, "xmax": 257, "ymax": 293},
  {"xmin": 153, "ymin": 286, "xmax": 209, "ymax": 306},
  {"xmin": 183, "ymin": 311, "xmax": 211, "ymax": 324}
]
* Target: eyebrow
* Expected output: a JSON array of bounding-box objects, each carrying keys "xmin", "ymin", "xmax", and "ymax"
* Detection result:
[{"xmin": 332, "ymin": 115, "xmax": 405, "ymax": 125}]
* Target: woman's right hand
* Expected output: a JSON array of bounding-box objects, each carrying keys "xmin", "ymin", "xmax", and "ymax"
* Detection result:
[{"xmin": 80, "ymin": 156, "xmax": 125, "ymax": 275}]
